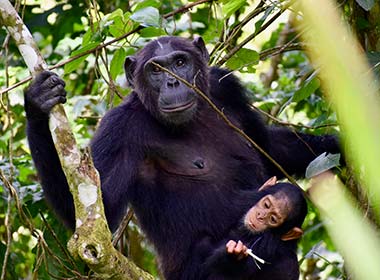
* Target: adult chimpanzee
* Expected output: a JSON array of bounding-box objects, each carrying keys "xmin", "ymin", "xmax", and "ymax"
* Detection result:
[
  {"xmin": 200, "ymin": 177, "xmax": 308, "ymax": 280},
  {"xmin": 25, "ymin": 36, "xmax": 339, "ymax": 279}
]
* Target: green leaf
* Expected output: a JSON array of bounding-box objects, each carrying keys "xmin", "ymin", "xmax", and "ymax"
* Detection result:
[
  {"xmin": 292, "ymin": 77, "xmax": 320, "ymax": 102},
  {"xmin": 222, "ymin": 0, "xmax": 247, "ymax": 18},
  {"xmin": 108, "ymin": 11, "xmax": 133, "ymax": 38},
  {"xmin": 355, "ymin": 0, "xmax": 375, "ymax": 11},
  {"xmin": 226, "ymin": 48, "xmax": 259, "ymax": 73},
  {"xmin": 130, "ymin": 7, "xmax": 160, "ymax": 27},
  {"xmin": 305, "ymin": 152, "xmax": 341, "ymax": 179},
  {"xmin": 110, "ymin": 48, "xmax": 127, "ymax": 80},
  {"xmin": 254, "ymin": 6, "xmax": 275, "ymax": 34},
  {"xmin": 133, "ymin": 0, "xmax": 161, "ymax": 11},
  {"xmin": 64, "ymin": 55, "xmax": 88, "ymax": 74},
  {"xmin": 64, "ymin": 42, "xmax": 99, "ymax": 74},
  {"xmin": 108, "ymin": 8, "xmax": 124, "ymax": 19},
  {"xmin": 140, "ymin": 26, "xmax": 166, "ymax": 38},
  {"xmin": 108, "ymin": 15, "xmax": 126, "ymax": 37}
]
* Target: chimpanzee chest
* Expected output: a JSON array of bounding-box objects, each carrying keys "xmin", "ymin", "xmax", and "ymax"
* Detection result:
[
  {"xmin": 138, "ymin": 127, "xmax": 264, "ymax": 188},
  {"xmin": 153, "ymin": 144, "xmax": 213, "ymax": 177}
]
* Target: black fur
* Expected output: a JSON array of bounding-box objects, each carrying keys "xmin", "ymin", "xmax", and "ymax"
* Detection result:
[
  {"xmin": 25, "ymin": 36, "xmax": 339, "ymax": 279},
  {"xmin": 200, "ymin": 183, "xmax": 307, "ymax": 280}
]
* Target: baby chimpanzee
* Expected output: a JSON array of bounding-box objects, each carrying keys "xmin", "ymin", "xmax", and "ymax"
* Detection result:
[{"xmin": 201, "ymin": 177, "xmax": 308, "ymax": 280}]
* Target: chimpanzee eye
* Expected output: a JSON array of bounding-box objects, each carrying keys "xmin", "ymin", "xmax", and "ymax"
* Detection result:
[
  {"xmin": 264, "ymin": 201, "xmax": 270, "ymax": 209},
  {"xmin": 176, "ymin": 59, "xmax": 185, "ymax": 67},
  {"xmin": 270, "ymin": 215, "xmax": 277, "ymax": 224},
  {"xmin": 152, "ymin": 65, "xmax": 161, "ymax": 73}
]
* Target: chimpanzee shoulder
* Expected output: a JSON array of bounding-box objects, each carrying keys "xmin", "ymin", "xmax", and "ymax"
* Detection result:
[{"xmin": 209, "ymin": 66, "xmax": 269, "ymax": 149}]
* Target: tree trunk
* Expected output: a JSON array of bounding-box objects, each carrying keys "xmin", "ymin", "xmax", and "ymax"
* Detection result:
[{"xmin": 0, "ymin": 1, "xmax": 153, "ymax": 279}]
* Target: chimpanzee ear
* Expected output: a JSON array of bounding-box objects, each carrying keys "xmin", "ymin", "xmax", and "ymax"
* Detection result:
[
  {"xmin": 192, "ymin": 36, "xmax": 210, "ymax": 63},
  {"xmin": 124, "ymin": 56, "xmax": 137, "ymax": 88},
  {"xmin": 258, "ymin": 176, "xmax": 277, "ymax": 191},
  {"xmin": 280, "ymin": 227, "xmax": 303, "ymax": 241}
]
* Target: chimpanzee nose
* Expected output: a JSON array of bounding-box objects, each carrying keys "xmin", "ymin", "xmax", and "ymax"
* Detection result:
[
  {"xmin": 257, "ymin": 211, "xmax": 264, "ymax": 221},
  {"xmin": 167, "ymin": 78, "xmax": 180, "ymax": 88}
]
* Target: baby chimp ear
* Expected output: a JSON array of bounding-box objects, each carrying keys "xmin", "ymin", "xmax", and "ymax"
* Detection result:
[
  {"xmin": 258, "ymin": 176, "xmax": 277, "ymax": 191},
  {"xmin": 280, "ymin": 227, "xmax": 303, "ymax": 241},
  {"xmin": 124, "ymin": 56, "xmax": 137, "ymax": 88}
]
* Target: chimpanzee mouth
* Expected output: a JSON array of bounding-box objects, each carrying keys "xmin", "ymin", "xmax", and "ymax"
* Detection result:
[
  {"xmin": 247, "ymin": 219, "xmax": 258, "ymax": 231},
  {"xmin": 160, "ymin": 100, "xmax": 195, "ymax": 113}
]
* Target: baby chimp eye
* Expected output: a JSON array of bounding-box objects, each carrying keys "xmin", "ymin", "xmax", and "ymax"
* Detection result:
[
  {"xmin": 270, "ymin": 215, "xmax": 277, "ymax": 224},
  {"xmin": 264, "ymin": 201, "xmax": 270, "ymax": 209}
]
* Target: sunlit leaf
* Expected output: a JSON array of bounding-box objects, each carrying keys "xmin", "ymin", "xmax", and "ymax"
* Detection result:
[
  {"xmin": 130, "ymin": 7, "xmax": 160, "ymax": 27},
  {"xmin": 222, "ymin": 0, "xmax": 247, "ymax": 18},
  {"xmin": 254, "ymin": 6, "xmax": 275, "ymax": 34},
  {"xmin": 226, "ymin": 48, "xmax": 259, "ymax": 73},
  {"xmin": 64, "ymin": 42, "xmax": 99, "ymax": 74},
  {"xmin": 306, "ymin": 152, "xmax": 340, "ymax": 178},
  {"xmin": 355, "ymin": 0, "xmax": 375, "ymax": 11},
  {"xmin": 110, "ymin": 48, "xmax": 127, "ymax": 80},
  {"xmin": 293, "ymin": 77, "xmax": 320, "ymax": 102},
  {"xmin": 108, "ymin": 15, "xmax": 125, "ymax": 37},
  {"xmin": 140, "ymin": 26, "xmax": 166, "ymax": 38},
  {"xmin": 133, "ymin": 0, "xmax": 161, "ymax": 11}
]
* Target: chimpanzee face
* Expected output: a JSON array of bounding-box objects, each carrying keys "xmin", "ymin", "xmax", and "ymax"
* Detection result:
[
  {"xmin": 124, "ymin": 36, "xmax": 209, "ymax": 126},
  {"xmin": 243, "ymin": 193, "xmax": 291, "ymax": 233},
  {"xmin": 143, "ymin": 48, "xmax": 197, "ymax": 124}
]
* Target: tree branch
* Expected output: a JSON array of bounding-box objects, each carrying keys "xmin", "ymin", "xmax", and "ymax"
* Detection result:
[
  {"xmin": 216, "ymin": 1, "xmax": 294, "ymax": 66},
  {"xmin": 151, "ymin": 62, "xmax": 300, "ymax": 188},
  {"xmin": 0, "ymin": 1, "xmax": 153, "ymax": 279},
  {"xmin": 0, "ymin": 0, "xmax": 215, "ymax": 96}
]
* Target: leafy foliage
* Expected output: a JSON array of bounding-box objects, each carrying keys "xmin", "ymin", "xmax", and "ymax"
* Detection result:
[{"xmin": 1, "ymin": 0, "xmax": 377, "ymax": 279}]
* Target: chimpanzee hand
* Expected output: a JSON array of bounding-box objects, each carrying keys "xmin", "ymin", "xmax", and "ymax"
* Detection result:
[
  {"xmin": 25, "ymin": 71, "xmax": 66, "ymax": 119},
  {"xmin": 226, "ymin": 240, "xmax": 249, "ymax": 260}
]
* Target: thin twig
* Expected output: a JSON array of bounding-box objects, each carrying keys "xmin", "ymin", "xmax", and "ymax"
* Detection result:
[
  {"xmin": 251, "ymin": 105, "xmax": 338, "ymax": 130},
  {"xmin": 259, "ymin": 42, "xmax": 305, "ymax": 60},
  {"xmin": 39, "ymin": 213, "xmax": 79, "ymax": 270},
  {"xmin": 151, "ymin": 62, "xmax": 299, "ymax": 187},
  {"xmin": 0, "ymin": 170, "xmax": 85, "ymax": 278},
  {"xmin": 0, "ymin": 0, "xmax": 216, "ymax": 96},
  {"xmin": 112, "ymin": 209, "xmax": 134, "ymax": 247},
  {"xmin": 97, "ymin": 48, "xmax": 124, "ymax": 100},
  {"xmin": 0, "ymin": 169, "xmax": 33, "ymax": 230},
  {"xmin": 35, "ymin": 231, "xmax": 86, "ymax": 278},
  {"xmin": 209, "ymin": 1, "xmax": 267, "ymax": 63},
  {"xmin": 216, "ymin": 1, "xmax": 295, "ymax": 66},
  {"xmin": 1, "ymin": 187, "xmax": 12, "ymax": 280},
  {"xmin": 164, "ymin": 0, "xmax": 212, "ymax": 18},
  {"xmin": 0, "ymin": 30, "xmax": 12, "ymax": 280}
]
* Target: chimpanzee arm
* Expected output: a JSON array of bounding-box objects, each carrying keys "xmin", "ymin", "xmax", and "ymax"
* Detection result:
[
  {"xmin": 25, "ymin": 71, "xmax": 75, "ymax": 228},
  {"xmin": 25, "ymin": 71, "xmax": 138, "ymax": 231},
  {"xmin": 267, "ymin": 126, "xmax": 341, "ymax": 178},
  {"xmin": 203, "ymin": 242, "xmax": 299, "ymax": 280},
  {"xmin": 90, "ymin": 101, "xmax": 141, "ymax": 232},
  {"xmin": 208, "ymin": 67, "xmax": 340, "ymax": 178},
  {"xmin": 202, "ymin": 244, "xmax": 255, "ymax": 279}
]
